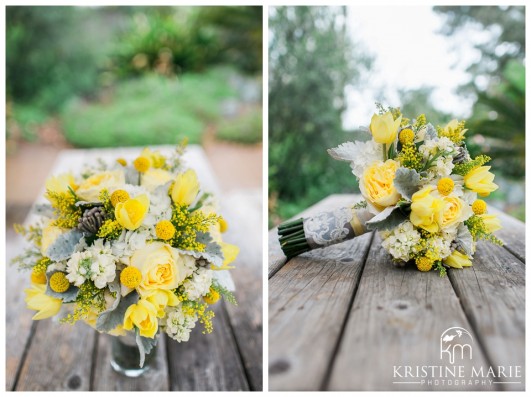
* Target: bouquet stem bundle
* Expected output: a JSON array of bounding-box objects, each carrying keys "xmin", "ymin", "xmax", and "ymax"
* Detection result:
[{"xmin": 278, "ymin": 218, "xmax": 309, "ymax": 258}]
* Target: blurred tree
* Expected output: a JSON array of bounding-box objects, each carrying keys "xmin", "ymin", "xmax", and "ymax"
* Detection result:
[
  {"xmin": 434, "ymin": 6, "xmax": 525, "ymax": 94},
  {"xmin": 398, "ymin": 87, "xmax": 451, "ymax": 127},
  {"xmin": 269, "ymin": 6, "xmax": 372, "ymax": 222}
]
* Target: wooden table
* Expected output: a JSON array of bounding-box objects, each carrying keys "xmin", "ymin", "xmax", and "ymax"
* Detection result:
[
  {"xmin": 7, "ymin": 146, "xmax": 262, "ymax": 391},
  {"xmin": 269, "ymin": 194, "xmax": 525, "ymax": 391}
]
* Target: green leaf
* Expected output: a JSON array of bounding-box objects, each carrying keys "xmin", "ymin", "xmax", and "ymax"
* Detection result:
[
  {"xmin": 393, "ymin": 167, "xmax": 421, "ymax": 200},
  {"xmin": 96, "ymin": 290, "xmax": 138, "ymax": 333},
  {"xmin": 366, "ymin": 206, "xmax": 407, "ymax": 231}
]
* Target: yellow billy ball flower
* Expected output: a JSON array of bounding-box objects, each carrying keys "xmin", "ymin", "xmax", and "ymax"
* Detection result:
[
  {"xmin": 49, "ymin": 272, "xmax": 70, "ymax": 293},
  {"xmin": 133, "ymin": 156, "xmax": 151, "ymax": 173},
  {"xmin": 120, "ymin": 266, "xmax": 142, "ymax": 289},
  {"xmin": 370, "ymin": 111, "xmax": 402, "ymax": 144},
  {"xmin": 204, "ymin": 288, "xmax": 220, "ymax": 305},
  {"xmin": 416, "ymin": 257, "xmax": 433, "ymax": 272},
  {"xmin": 437, "ymin": 178, "xmax": 454, "ymax": 196},
  {"xmin": 156, "ymin": 220, "xmax": 176, "ymax": 240},
  {"xmin": 110, "ymin": 189, "xmax": 130, "ymax": 207},
  {"xmin": 472, "ymin": 199, "xmax": 487, "ymax": 215},
  {"xmin": 398, "ymin": 128, "xmax": 414, "ymax": 144},
  {"xmin": 31, "ymin": 268, "xmax": 47, "ymax": 285},
  {"xmin": 116, "ymin": 158, "xmax": 127, "ymax": 167}
]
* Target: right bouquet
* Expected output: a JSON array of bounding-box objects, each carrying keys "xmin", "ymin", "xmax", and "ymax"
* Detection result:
[{"xmin": 279, "ymin": 105, "xmax": 503, "ymax": 276}]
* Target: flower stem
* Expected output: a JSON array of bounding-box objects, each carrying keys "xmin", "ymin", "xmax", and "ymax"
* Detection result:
[{"xmin": 382, "ymin": 143, "xmax": 387, "ymax": 161}]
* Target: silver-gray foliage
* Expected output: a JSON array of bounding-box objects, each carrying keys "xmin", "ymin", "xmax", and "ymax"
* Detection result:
[{"xmin": 46, "ymin": 229, "xmax": 85, "ymax": 262}]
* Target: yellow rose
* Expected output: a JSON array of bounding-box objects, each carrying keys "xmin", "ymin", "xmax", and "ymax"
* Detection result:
[
  {"xmin": 360, "ymin": 160, "xmax": 401, "ymax": 212},
  {"xmin": 76, "ymin": 170, "xmax": 125, "ymax": 202},
  {"xmin": 123, "ymin": 299, "xmax": 158, "ymax": 338},
  {"xmin": 444, "ymin": 250, "xmax": 472, "ymax": 269},
  {"xmin": 410, "ymin": 186, "xmax": 444, "ymax": 233},
  {"xmin": 479, "ymin": 214, "xmax": 502, "ymax": 233},
  {"xmin": 440, "ymin": 195, "xmax": 472, "ymax": 230},
  {"xmin": 45, "ymin": 173, "xmax": 77, "ymax": 195},
  {"xmin": 41, "ymin": 222, "xmax": 66, "ymax": 255},
  {"xmin": 464, "ymin": 166, "xmax": 498, "ymax": 197},
  {"xmin": 130, "ymin": 241, "xmax": 195, "ymax": 294},
  {"xmin": 144, "ymin": 289, "xmax": 180, "ymax": 318},
  {"xmin": 141, "ymin": 148, "xmax": 166, "ymax": 168},
  {"xmin": 141, "ymin": 168, "xmax": 173, "ymax": 192},
  {"xmin": 171, "ymin": 169, "xmax": 200, "ymax": 206},
  {"xmin": 370, "ymin": 111, "xmax": 402, "ymax": 144},
  {"xmin": 24, "ymin": 283, "xmax": 62, "ymax": 320},
  {"xmin": 115, "ymin": 194, "xmax": 150, "ymax": 230}
]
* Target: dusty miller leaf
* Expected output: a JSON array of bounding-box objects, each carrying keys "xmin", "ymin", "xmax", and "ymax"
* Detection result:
[
  {"xmin": 46, "ymin": 229, "xmax": 85, "ymax": 262},
  {"xmin": 424, "ymin": 123, "xmax": 437, "ymax": 140},
  {"xmin": 96, "ymin": 290, "xmax": 138, "ymax": 333},
  {"xmin": 135, "ymin": 330, "xmax": 158, "ymax": 368},
  {"xmin": 327, "ymin": 142, "xmax": 358, "ymax": 163},
  {"xmin": 394, "ymin": 167, "xmax": 421, "ymax": 200},
  {"xmin": 366, "ymin": 206, "xmax": 407, "ymax": 231},
  {"xmin": 456, "ymin": 224, "xmax": 474, "ymax": 257},
  {"xmin": 33, "ymin": 203, "xmax": 54, "ymax": 218}
]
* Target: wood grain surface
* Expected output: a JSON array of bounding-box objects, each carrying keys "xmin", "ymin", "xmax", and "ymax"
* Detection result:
[{"xmin": 269, "ymin": 194, "xmax": 525, "ymax": 391}]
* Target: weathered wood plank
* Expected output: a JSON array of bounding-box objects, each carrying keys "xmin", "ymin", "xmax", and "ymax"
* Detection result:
[
  {"xmin": 447, "ymin": 240, "xmax": 525, "ymax": 391},
  {"xmin": 327, "ymin": 234, "xmax": 493, "ymax": 391},
  {"xmin": 15, "ymin": 320, "xmax": 97, "ymax": 391},
  {"xmin": 6, "ymin": 229, "xmax": 37, "ymax": 391},
  {"xmin": 92, "ymin": 333, "xmax": 170, "ymax": 391},
  {"xmin": 166, "ymin": 301, "xmax": 249, "ymax": 391},
  {"xmin": 269, "ymin": 232, "xmax": 373, "ymax": 391},
  {"xmin": 489, "ymin": 206, "xmax": 525, "ymax": 263},
  {"xmin": 268, "ymin": 194, "xmax": 362, "ymax": 278},
  {"xmin": 221, "ymin": 190, "xmax": 263, "ymax": 391}
]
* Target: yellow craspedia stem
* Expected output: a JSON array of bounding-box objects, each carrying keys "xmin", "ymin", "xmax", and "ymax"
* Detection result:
[
  {"xmin": 399, "ymin": 128, "xmax": 414, "ymax": 144},
  {"xmin": 49, "ymin": 272, "xmax": 70, "ymax": 293},
  {"xmin": 133, "ymin": 156, "xmax": 151, "ymax": 173},
  {"xmin": 204, "ymin": 288, "xmax": 220, "ymax": 305},
  {"xmin": 31, "ymin": 268, "xmax": 47, "ymax": 285},
  {"xmin": 472, "ymin": 199, "xmax": 487, "ymax": 215},
  {"xmin": 110, "ymin": 189, "xmax": 130, "ymax": 207},
  {"xmin": 437, "ymin": 177, "xmax": 454, "ymax": 196},
  {"xmin": 116, "ymin": 158, "xmax": 127, "ymax": 167},
  {"xmin": 120, "ymin": 266, "xmax": 142, "ymax": 288},
  {"xmin": 416, "ymin": 257, "xmax": 433, "ymax": 272},
  {"xmin": 156, "ymin": 220, "xmax": 176, "ymax": 240}
]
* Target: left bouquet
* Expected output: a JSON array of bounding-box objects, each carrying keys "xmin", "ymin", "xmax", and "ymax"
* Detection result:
[{"xmin": 13, "ymin": 145, "xmax": 239, "ymax": 366}]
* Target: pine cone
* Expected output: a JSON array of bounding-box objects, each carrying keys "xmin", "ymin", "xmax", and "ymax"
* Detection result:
[
  {"xmin": 453, "ymin": 146, "xmax": 469, "ymax": 164},
  {"xmin": 78, "ymin": 207, "xmax": 107, "ymax": 234}
]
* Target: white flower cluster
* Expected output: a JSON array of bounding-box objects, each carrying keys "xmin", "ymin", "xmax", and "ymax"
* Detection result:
[
  {"xmin": 183, "ymin": 267, "xmax": 213, "ymax": 301},
  {"xmin": 165, "ymin": 305, "xmax": 198, "ymax": 342},
  {"xmin": 381, "ymin": 221, "xmax": 421, "ymax": 262},
  {"xmin": 66, "ymin": 239, "xmax": 116, "ymax": 288},
  {"xmin": 419, "ymin": 137, "xmax": 456, "ymax": 179}
]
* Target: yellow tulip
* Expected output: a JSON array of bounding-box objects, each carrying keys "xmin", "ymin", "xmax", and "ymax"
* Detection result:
[
  {"xmin": 370, "ymin": 112, "xmax": 402, "ymax": 144},
  {"xmin": 444, "ymin": 250, "xmax": 472, "ymax": 269},
  {"xmin": 123, "ymin": 299, "xmax": 159, "ymax": 338},
  {"xmin": 171, "ymin": 170, "xmax": 200, "ymax": 206},
  {"xmin": 360, "ymin": 160, "xmax": 401, "ymax": 212},
  {"xmin": 464, "ymin": 166, "xmax": 498, "ymax": 196},
  {"xmin": 115, "ymin": 194, "xmax": 150, "ymax": 230},
  {"xmin": 141, "ymin": 147, "xmax": 166, "ymax": 168},
  {"xmin": 220, "ymin": 242, "xmax": 240, "ymax": 266},
  {"xmin": 479, "ymin": 214, "xmax": 502, "ymax": 233},
  {"xmin": 410, "ymin": 186, "xmax": 444, "ymax": 233},
  {"xmin": 24, "ymin": 283, "xmax": 62, "ymax": 320},
  {"xmin": 144, "ymin": 289, "xmax": 180, "ymax": 318}
]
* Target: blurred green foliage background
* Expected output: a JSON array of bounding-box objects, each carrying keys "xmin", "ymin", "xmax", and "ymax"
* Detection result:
[
  {"xmin": 7, "ymin": 6, "xmax": 262, "ymax": 149},
  {"xmin": 269, "ymin": 6, "xmax": 525, "ymax": 225}
]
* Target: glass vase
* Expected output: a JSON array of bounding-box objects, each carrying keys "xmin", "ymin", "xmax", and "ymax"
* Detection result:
[{"xmin": 110, "ymin": 333, "xmax": 157, "ymax": 377}]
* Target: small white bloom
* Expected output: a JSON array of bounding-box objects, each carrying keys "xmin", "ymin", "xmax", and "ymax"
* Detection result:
[
  {"xmin": 66, "ymin": 239, "xmax": 116, "ymax": 288},
  {"xmin": 165, "ymin": 305, "xmax": 198, "ymax": 342},
  {"xmin": 381, "ymin": 221, "xmax": 421, "ymax": 262},
  {"xmin": 183, "ymin": 267, "xmax": 213, "ymax": 301}
]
